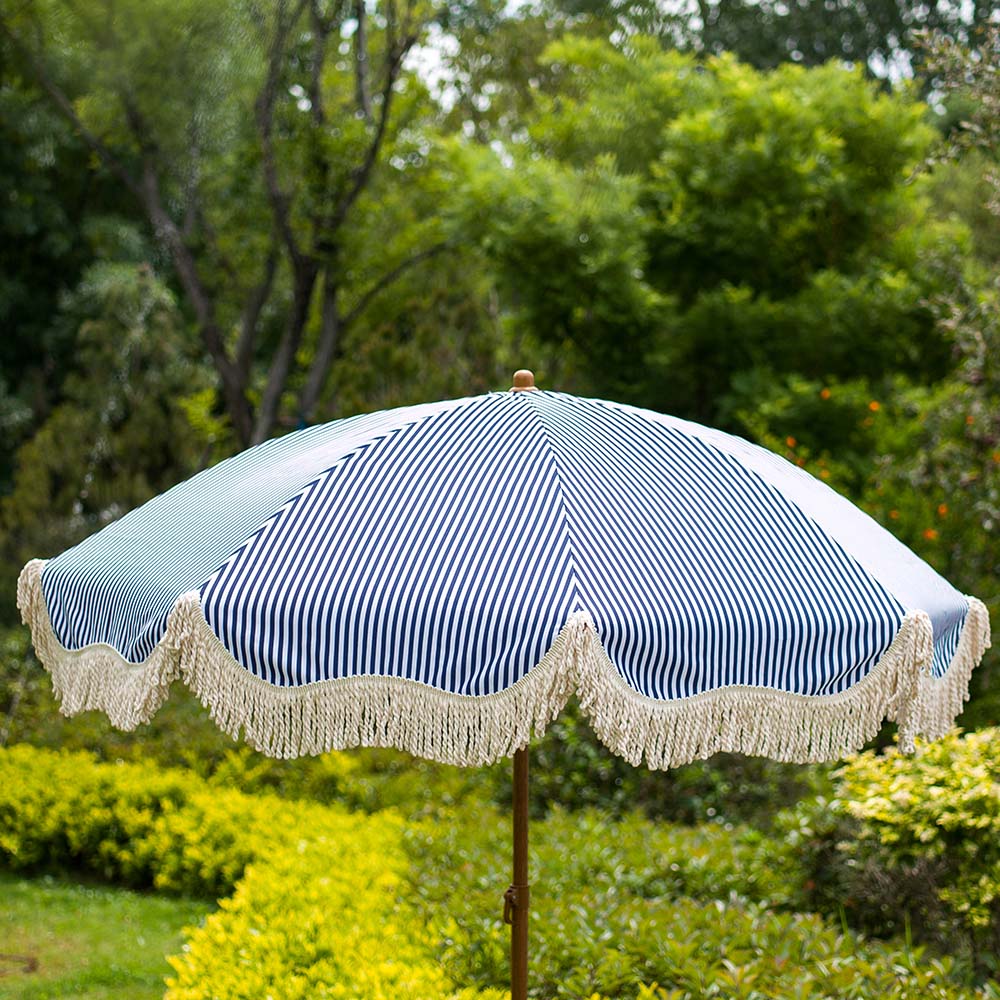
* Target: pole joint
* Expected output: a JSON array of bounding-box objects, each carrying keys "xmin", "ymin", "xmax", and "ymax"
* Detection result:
[{"xmin": 503, "ymin": 882, "xmax": 531, "ymax": 924}]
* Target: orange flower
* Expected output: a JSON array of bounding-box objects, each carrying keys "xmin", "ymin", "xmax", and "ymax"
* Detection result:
[
  {"xmin": 819, "ymin": 469, "xmax": 830, "ymax": 480},
  {"xmin": 820, "ymin": 388, "xmax": 831, "ymax": 400},
  {"xmin": 966, "ymin": 414, "xmax": 974, "ymax": 425},
  {"xmin": 923, "ymin": 528, "xmax": 938, "ymax": 540},
  {"xmin": 993, "ymin": 451, "xmax": 1000, "ymax": 464},
  {"xmin": 937, "ymin": 504, "xmax": 948, "ymax": 517},
  {"xmin": 785, "ymin": 436, "xmax": 797, "ymax": 448},
  {"xmin": 796, "ymin": 457, "xmax": 806, "ymax": 467},
  {"xmin": 868, "ymin": 400, "xmax": 880, "ymax": 412},
  {"xmin": 889, "ymin": 510, "xmax": 900, "ymax": 520}
]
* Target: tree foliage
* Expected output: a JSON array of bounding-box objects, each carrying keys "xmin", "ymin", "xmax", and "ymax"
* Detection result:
[
  {"xmin": 1, "ymin": 0, "xmax": 471, "ymax": 447},
  {"xmin": 0, "ymin": 258, "xmax": 212, "ymax": 607},
  {"xmin": 465, "ymin": 39, "xmax": 962, "ymax": 424},
  {"xmin": 0, "ymin": 31, "xmax": 137, "ymax": 495}
]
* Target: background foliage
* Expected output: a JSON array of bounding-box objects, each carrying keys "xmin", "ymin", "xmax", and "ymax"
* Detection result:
[
  {"xmin": 3, "ymin": 739, "xmax": 1000, "ymax": 997},
  {"xmin": 0, "ymin": 0, "xmax": 995, "ymax": 748}
]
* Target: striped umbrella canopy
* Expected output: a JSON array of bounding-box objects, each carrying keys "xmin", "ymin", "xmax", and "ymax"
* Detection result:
[{"xmin": 16, "ymin": 371, "xmax": 990, "ymax": 998}]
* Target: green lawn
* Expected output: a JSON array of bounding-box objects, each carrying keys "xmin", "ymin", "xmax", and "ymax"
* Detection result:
[{"xmin": 0, "ymin": 873, "xmax": 211, "ymax": 1000}]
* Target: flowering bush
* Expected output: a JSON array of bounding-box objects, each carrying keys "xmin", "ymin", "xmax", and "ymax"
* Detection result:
[{"xmin": 785, "ymin": 728, "xmax": 1000, "ymax": 981}]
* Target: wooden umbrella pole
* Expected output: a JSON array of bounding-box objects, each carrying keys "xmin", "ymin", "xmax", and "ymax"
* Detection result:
[
  {"xmin": 505, "ymin": 369, "xmax": 536, "ymax": 1000},
  {"xmin": 504, "ymin": 746, "xmax": 530, "ymax": 1000}
]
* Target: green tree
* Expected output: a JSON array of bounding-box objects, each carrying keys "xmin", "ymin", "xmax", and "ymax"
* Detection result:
[
  {"xmin": 431, "ymin": 0, "xmax": 991, "ymax": 147},
  {"xmin": 920, "ymin": 25, "xmax": 1000, "ymax": 216},
  {"xmin": 0, "ymin": 31, "xmax": 139, "ymax": 495},
  {"xmin": 1, "ymin": 0, "xmax": 466, "ymax": 447},
  {"xmin": 717, "ymin": 27, "xmax": 1000, "ymax": 721},
  {"xmin": 460, "ymin": 38, "xmax": 963, "ymax": 423},
  {"xmin": 0, "ymin": 259, "xmax": 212, "ymax": 604},
  {"xmin": 684, "ymin": 0, "xmax": 992, "ymax": 76},
  {"xmin": 863, "ymin": 26, "xmax": 1000, "ymax": 722}
]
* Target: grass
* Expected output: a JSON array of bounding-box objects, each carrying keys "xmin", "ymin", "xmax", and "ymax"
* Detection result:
[{"xmin": 0, "ymin": 873, "xmax": 211, "ymax": 1000}]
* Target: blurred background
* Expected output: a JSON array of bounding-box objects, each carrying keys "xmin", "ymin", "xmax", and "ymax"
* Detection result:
[{"xmin": 0, "ymin": 2, "xmax": 998, "ymax": 998}]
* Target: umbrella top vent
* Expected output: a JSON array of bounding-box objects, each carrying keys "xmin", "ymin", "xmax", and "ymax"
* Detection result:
[{"xmin": 511, "ymin": 370, "xmax": 537, "ymax": 392}]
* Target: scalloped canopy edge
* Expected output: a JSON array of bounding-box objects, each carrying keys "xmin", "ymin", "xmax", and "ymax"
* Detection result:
[{"xmin": 16, "ymin": 558, "xmax": 991, "ymax": 768}]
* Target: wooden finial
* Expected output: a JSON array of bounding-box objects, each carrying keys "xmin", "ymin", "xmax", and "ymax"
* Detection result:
[{"xmin": 511, "ymin": 370, "xmax": 537, "ymax": 392}]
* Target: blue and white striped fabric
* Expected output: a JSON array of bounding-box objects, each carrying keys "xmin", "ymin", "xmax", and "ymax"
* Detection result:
[{"xmin": 18, "ymin": 388, "xmax": 988, "ymax": 767}]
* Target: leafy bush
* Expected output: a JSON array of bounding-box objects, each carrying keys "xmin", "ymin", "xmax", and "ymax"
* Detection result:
[
  {"xmin": 4, "ymin": 743, "xmax": 999, "ymax": 999},
  {"xmin": 0, "ymin": 745, "xmax": 505, "ymax": 998},
  {"xmin": 406, "ymin": 803, "xmax": 998, "ymax": 998},
  {"xmin": 0, "ymin": 743, "xmax": 372, "ymax": 896},
  {"xmin": 164, "ymin": 816, "xmax": 503, "ymax": 1000},
  {"xmin": 512, "ymin": 700, "xmax": 832, "ymax": 825},
  {"xmin": 204, "ymin": 744, "xmax": 495, "ymax": 818},
  {"xmin": 536, "ymin": 897, "xmax": 982, "ymax": 1000},
  {"xmin": 785, "ymin": 729, "xmax": 1000, "ymax": 981},
  {"xmin": 406, "ymin": 804, "xmax": 799, "ymax": 993},
  {"xmin": 0, "ymin": 626, "xmax": 34, "ymax": 746}
]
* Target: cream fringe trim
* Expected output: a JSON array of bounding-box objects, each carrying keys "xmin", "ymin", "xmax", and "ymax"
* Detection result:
[
  {"xmin": 913, "ymin": 596, "xmax": 991, "ymax": 741},
  {"xmin": 16, "ymin": 558, "xmax": 992, "ymax": 768},
  {"xmin": 16, "ymin": 560, "xmax": 183, "ymax": 730}
]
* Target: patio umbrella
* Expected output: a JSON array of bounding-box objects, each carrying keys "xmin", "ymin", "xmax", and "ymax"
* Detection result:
[{"xmin": 16, "ymin": 370, "xmax": 990, "ymax": 999}]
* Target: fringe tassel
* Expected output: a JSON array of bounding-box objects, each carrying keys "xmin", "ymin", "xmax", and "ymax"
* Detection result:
[
  {"xmin": 912, "ymin": 597, "xmax": 991, "ymax": 741},
  {"xmin": 16, "ymin": 558, "xmax": 991, "ymax": 767},
  {"xmin": 169, "ymin": 591, "xmax": 581, "ymax": 765},
  {"xmin": 16, "ymin": 559, "xmax": 182, "ymax": 730},
  {"xmin": 577, "ymin": 610, "xmax": 934, "ymax": 767}
]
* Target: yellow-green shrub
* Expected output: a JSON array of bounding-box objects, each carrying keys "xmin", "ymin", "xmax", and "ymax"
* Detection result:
[
  {"xmin": 0, "ymin": 745, "xmax": 510, "ymax": 998},
  {"xmin": 843, "ymin": 730, "xmax": 1000, "ymax": 968},
  {"xmin": 786, "ymin": 728, "xmax": 1000, "ymax": 981},
  {"xmin": 201, "ymin": 743, "xmax": 493, "ymax": 818},
  {"xmin": 164, "ymin": 811, "xmax": 506, "ymax": 1000},
  {"xmin": 0, "ymin": 744, "xmax": 370, "ymax": 895}
]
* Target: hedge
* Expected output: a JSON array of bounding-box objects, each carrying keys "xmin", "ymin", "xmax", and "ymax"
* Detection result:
[
  {"xmin": 4, "ymin": 740, "xmax": 1000, "ymax": 998},
  {"xmin": 0, "ymin": 743, "xmax": 355, "ymax": 896},
  {"xmin": 0, "ymin": 744, "xmax": 503, "ymax": 999}
]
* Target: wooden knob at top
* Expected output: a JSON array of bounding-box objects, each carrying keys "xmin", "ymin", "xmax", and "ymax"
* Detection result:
[{"xmin": 511, "ymin": 370, "xmax": 538, "ymax": 392}]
